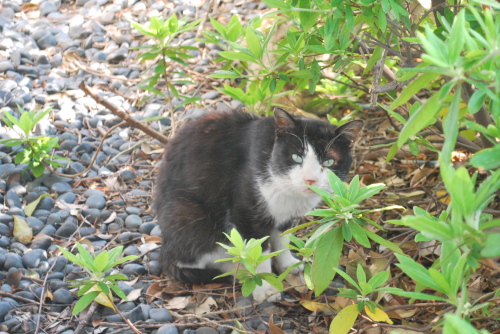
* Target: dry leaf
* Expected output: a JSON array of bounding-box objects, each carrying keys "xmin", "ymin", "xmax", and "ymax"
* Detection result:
[
  {"xmin": 165, "ymin": 296, "xmax": 192, "ymax": 309},
  {"xmin": 88, "ymin": 286, "xmax": 116, "ymax": 310},
  {"xmin": 24, "ymin": 194, "xmax": 50, "ymax": 217},
  {"xmin": 44, "ymin": 289, "xmax": 53, "ymax": 301},
  {"xmin": 146, "ymin": 281, "xmax": 164, "ymax": 303},
  {"xmin": 13, "ymin": 215, "xmax": 33, "ymax": 244},
  {"xmin": 409, "ymin": 167, "xmax": 434, "ymax": 187},
  {"xmin": 364, "ymin": 305, "xmax": 393, "ymax": 324},
  {"xmin": 6, "ymin": 269, "xmax": 23, "ymax": 287},
  {"xmin": 78, "ymin": 238, "xmax": 95, "ymax": 253},
  {"xmin": 126, "ymin": 288, "xmax": 143, "ymax": 302},
  {"xmin": 102, "ymin": 211, "xmax": 117, "ymax": 224},
  {"xmin": 299, "ymin": 299, "xmax": 333, "ymax": 314},
  {"xmin": 25, "ymin": 269, "xmax": 40, "ymax": 279},
  {"xmin": 138, "ymin": 243, "xmax": 160, "ymax": 255},
  {"xmin": 193, "ymin": 296, "xmax": 217, "ymax": 315},
  {"xmin": 21, "ymin": 3, "xmax": 39, "ymax": 12},
  {"xmin": 143, "ymin": 235, "xmax": 162, "ymax": 243},
  {"xmin": 269, "ymin": 315, "xmax": 286, "ymax": 334}
]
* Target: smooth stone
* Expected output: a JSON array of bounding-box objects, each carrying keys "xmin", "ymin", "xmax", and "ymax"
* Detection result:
[
  {"xmin": 60, "ymin": 140, "xmax": 78, "ymax": 151},
  {"xmin": 81, "ymin": 209, "xmax": 100, "ymax": 222},
  {"xmin": 30, "ymin": 236, "xmax": 52, "ymax": 250},
  {"xmin": 51, "ymin": 182, "xmax": 72, "ymax": 194},
  {"xmin": 52, "ymin": 288, "xmax": 74, "ymax": 304},
  {"xmin": 139, "ymin": 222, "xmax": 157, "ymax": 235},
  {"xmin": 0, "ymin": 302, "xmax": 15, "ymax": 322},
  {"xmin": 56, "ymin": 192, "xmax": 76, "ymax": 204},
  {"xmin": 123, "ymin": 245, "xmax": 140, "ymax": 256},
  {"xmin": 48, "ymin": 256, "xmax": 68, "ymax": 272},
  {"xmin": 84, "ymin": 189, "xmax": 105, "ymax": 198},
  {"xmin": 122, "ymin": 264, "xmax": 146, "ymax": 276},
  {"xmin": 39, "ymin": 2, "xmax": 58, "ymax": 16},
  {"xmin": 0, "ymin": 236, "xmax": 10, "ymax": 248},
  {"xmin": 147, "ymin": 261, "xmax": 162, "ymax": 276},
  {"xmin": 124, "ymin": 215, "xmax": 142, "ymax": 229},
  {"xmin": 26, "ymin": 217, "xmax": 44, "ymax": 234},
  {"xmin": 150, "ymin": 226, "xmax": 162, "ymax": 237},
  {"xmin": 0, "ymin": 60, "xmax": 14, "ymax": 73},
  {"xmin": 79, "ymin": 226, "xmax": 95, "ymax": 237},
  {"xmin": 54, "ymin": 222, "xmax": 78, "ymax": 238},
  {"xmin": 22, "ymin": 249, "xmax": 47, "ymax": 268},
  {"xmin": 201, "ymin": 91, "xmax": 220, "ymax": 100},
  {"xmin": 3, "ymin": 253, "xmax": 23, "ymax": 270},
  {"xmin": 149, "ymin": 308, "xmax": 173, "ymax": 322},
  {"xmin": 157, "ymin": 325, "xmax": 178, "ymax": 334},
  {"xmin": 86, "ymin": 195, "xmax": 106, "ymax": 209},
  {"xmin": 37, "ymin": 196, "xmax": 54, "ymax": 210},
  {"xmin": 5, "ymin": 190, "xmax": 22, "ymax": 208},
  {"xmin": 125, "ymin": 207, "xmax": 142, "ymax": 215},
  {"xmin": 120, "ymin": 170, "xmax": 136, "ymax": 181},
  {"xmin": 36, "ymin": 224, "xmax": 57, "ymax": 237}
]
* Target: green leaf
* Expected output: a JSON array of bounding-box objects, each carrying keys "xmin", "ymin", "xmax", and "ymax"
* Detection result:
[
  {"xmin": 218, "ymin": 51, "xmax": 257, "ymax": 63},
  {"xmin": 364, "ymin": 229, "xmax": 404, "ymax": 254},
  {"xmin": 378, "ymin": 287, "xmax": 448, "ymax": 301},
  {"xmin": 241, "ymin": 278, "xmax": 257, "ymax": 297},
  {"xmin": 24, "ymin": 193, "xmax": 50, "ymax": 217},
  {"xmin": 246, "ymin": 28, "xmax": 262, "ymax": 58},
  {"xmin": 368, "ymin": 271, "xmax": 389, "ymax": 289},
  {"xmin": 349, "ymin": 222, "xmax": 371, "ymax": 248},
  {"xmin": 397, "ymin": 93, "xmax": 441, "ymax": 147},
  {"xmin": 395, "ymin": 215, "xmax": 452, "ymax": 241},
  {"xmin": 312, "ymin": 226, "xmax": 343, "ymax": 296},
  {"xmin": 470, "ymin": 145, "xmax": 500, "ymax": 170},
  {"xmin": 394, "ymin": 254, "xmax": 444, "ymax": 293},
  {"xmin": 57, "ymin": 246, "xmax": 87, "ymax": 268},
  {"xmin": 73, "ymin": 291, "xmax": 100, "ymax": 315},
  {"xmin": 110, "ymin": 284, "xmax": 128, "ymax": 300},
  {"xmin": 210, "ymin": 70, "xmax": 242, "ymax": 79},
  {"xmin": 447, "ymin": 10, "xmax": 466, "ymax": 64},
  {"xmin": 467, "ymin": 90, "xmax": 487, "ymax": 114},
  {"xmin": 262, "ymin": 0, "xmax": 290, "ymax": 9},
  {"xmin": 441, "ymin": 86, "xmax": 462, "ymax": 162},
  {"xmin": 93, "ymin": 251, "xmax": 109, "ymax": 273},
  {"xmin": 76, "ymin": 243, "xmax": 96, "ymax": 272},
  {"xmin": 443, "ymin": 314, "xmax": 482, "ymax": 334},
  {"xmin": 481, "ymin": 233, "xmax": 500, "ymax": 258},
  {"xmin": 329, "ymin": 304, "xmax": 359, "ymax": 334},
  {"xmin": 390, "ymin": 72, "xmax": 438, "ymax": 110},
  {"xmin": 328, "ymin": 170, "xmax": 347, "ymax": 197},
  {"xmin": 364, "ymin": 46, "xmax": 383, "ymax": 74},
  {"xmin": 428, "ymin": 268, "xmax": 451, "ymax": 295}
]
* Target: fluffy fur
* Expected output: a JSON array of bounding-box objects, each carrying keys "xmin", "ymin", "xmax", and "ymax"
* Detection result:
[{"xmin": 154, "ymin": 109, "xmax": 363, "ymax": 302}]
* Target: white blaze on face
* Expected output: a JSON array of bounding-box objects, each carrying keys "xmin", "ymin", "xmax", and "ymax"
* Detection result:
[
  {"xmin": 258, "ymin": 142, "xmax": 329, "ymax": 226},
  {"xmin": 289, "ymin": 143, "xmax": 327, "ymax": 193}
]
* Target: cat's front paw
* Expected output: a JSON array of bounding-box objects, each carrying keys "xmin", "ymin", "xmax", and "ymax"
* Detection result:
[
  {"xmin": 252, "ymin": 281, "xmax": 281, "ymax": 303},
  {"xmin": 275, "ymin": 251, "xmax": 304, "ymax": 275}
]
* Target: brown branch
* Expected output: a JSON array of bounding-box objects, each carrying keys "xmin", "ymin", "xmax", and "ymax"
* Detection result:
[
  {"xmin": 74, "ymin": 302, "xmax": 99, "ymax": 334},
  {"xmin": 78, "ymin": 81, "xmax": 169, "ymax": 145}
]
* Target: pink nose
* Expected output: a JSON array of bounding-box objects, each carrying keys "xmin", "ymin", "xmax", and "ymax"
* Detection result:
[{"xmin": 305, "ymin": 179, "xmax": 316, "ymax": 186}]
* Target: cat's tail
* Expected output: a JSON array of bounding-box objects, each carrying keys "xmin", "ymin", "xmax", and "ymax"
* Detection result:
[{"xmin": 165, "ymin": 262, "xmax": 233, "ymax": 285}]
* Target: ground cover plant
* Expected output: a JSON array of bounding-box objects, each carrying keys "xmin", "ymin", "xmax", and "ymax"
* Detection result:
[{"xmin": 0, "ymin": 0, "xmax": 498, "ymax": 333}]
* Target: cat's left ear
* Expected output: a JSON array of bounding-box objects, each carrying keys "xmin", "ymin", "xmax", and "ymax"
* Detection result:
[
  {"xmin": 274, "ymin": 108, "xmax": 296, "ymax": 133},
  {"xmin": 334, "ymin": 120, "xmax": 364, "ymax": 147}
]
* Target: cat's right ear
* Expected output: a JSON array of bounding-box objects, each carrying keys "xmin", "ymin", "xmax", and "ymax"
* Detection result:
[{"xmin": 274, "ymin": 108, "xmax": 296, "ymax": 133}]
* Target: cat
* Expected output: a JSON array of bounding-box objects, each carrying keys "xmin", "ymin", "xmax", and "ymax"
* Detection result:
[{"xmin": 154, "ymin": 108, "xmax": 363, "ymax": 302}]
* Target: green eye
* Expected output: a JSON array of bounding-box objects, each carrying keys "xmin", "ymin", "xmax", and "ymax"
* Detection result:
[
  {"xmin": 292, "ymin": 154, "xmax": 303, "ymax": 164},
  {"xmin": 322, "ymin": 159, "xmax": 334, "ymax": 167}
]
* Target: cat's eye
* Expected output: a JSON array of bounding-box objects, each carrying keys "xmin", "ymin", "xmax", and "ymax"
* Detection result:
[
  {"xmin": 292, "ymin": 154, "xmax": 303, "ymax": 164},
  {"xmin": 322, "ymin": 159, "xmax": 334, "ymax": 167}
]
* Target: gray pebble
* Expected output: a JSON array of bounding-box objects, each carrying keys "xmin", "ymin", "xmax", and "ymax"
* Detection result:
[
  {"xmin": 157, "ymin": 325, "xmax": 178, "ymax": 334},
  {"xmin": 125, "ymin": 206, "xmax": 143, "ymax": 215},
  {"xmin": 139, "ymin": 222, "xmax": 157, "ymax": 235},
  {"xmin": 149, "ymin": 308, "xmax": 173, "ymax": 322},
  {"xmin": 201, "ymin": 91, "xmax": 220, "ymax": 100},
  {"xmin": 84, "ymin": 189, "xmax": 105, "ymax": 198},
  {"xmin": 30, "ymin": 236, "xmax": 52, "ymax": 250},
  {"xmin": 52, "ymin": 288, "xmax": 74, "ymax": 304},
  {"xmin": 39, "ymin": 2, "xmax": 58, "ymax": 16},
  {"xmin": 26, "ymin": 217, "xmax": 45, "ymax": 234},
  {"xmin": 147, "ymin": 261, "xmax": 162, "ymax": 276},
  {"xmin": 0, "ymin": 302, "xmax": 15, "ymax": 322},
  {"xmin": 37, "ymin": 224, "xmax": 57, "ymax": 237},
  {"xmin": 150, "ymin": 225, "xmax": 162, "ymax": 237},
  {"xmin": 55, "ymin": 221, "xmax": 78, "ymax": 238},
  {"xmin": 22, "ymin": 249, "xmax": 47, "ymax": 268},
  {"xmin": 51, "ymin": 182, "xmax": 72, "ymax": 194},
  {"xmin": 4, "ymin": 253, "xmax": 23, "ymax": 270},
  {"xmin": 37, "ymin": 196, "xmax": 54, "ymax": 210},
  {"xmin": 86, "ymin": 195, "xmax": 106, "ymax": 210},
  {"xmin": 48, "ymin": 256, "xmax": 68, "ymax": 272},
  {"xmin": 125, "ymin": 215, "xmax": 142, "ymax": 229},
  {"xmin": 122, "ymin": 263, "xmax": 146, "ymax": 276},
  {"xmin": 5, "ymin": 190, "xmax": 22, "ymax": 208}
]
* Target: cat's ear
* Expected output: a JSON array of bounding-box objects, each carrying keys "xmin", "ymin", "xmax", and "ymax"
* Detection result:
[
  {"xmin": 334, "ymin": 120, "xmax": 364, "ymax": 147},
  {"xmin": 274, "ymin": 108, "xmax": 296, "ymax": 133}
]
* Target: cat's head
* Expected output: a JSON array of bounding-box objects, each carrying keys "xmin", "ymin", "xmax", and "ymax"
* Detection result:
[{"xmin": 269, "ymin": 108, "xmax": 363, "ymax": 196}]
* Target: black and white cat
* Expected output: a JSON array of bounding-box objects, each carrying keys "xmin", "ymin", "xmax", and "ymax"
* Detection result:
[{"xmin": 154, "ymin": 109, "xmax": 363, "ymax": 302}]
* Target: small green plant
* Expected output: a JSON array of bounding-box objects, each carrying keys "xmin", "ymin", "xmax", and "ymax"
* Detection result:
[
  {"xmin": 131, "ymin": 15, "xmax": 202, "ymax": 114},
  {"xmin": 0, "ymin": 107, "xmax": 66, "ymax": 177},
  {"xmin": 57, "ymin": 243, "xmax": 138, "ymax": 315},
  {"xmin": 287, "ymin": 171, "xmax": 403, "ymax": 296},
  {"xmin": 216, "ymin": 229, "xmax": 293, "ymax": 297}
]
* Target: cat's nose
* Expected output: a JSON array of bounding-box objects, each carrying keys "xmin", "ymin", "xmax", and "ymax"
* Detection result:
[{"xmin": 304, "ymin": 179, "xmax": 317, "ymax": 186}]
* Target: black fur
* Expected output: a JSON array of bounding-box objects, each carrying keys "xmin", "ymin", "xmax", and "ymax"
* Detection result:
[{"xmin": 154, "ymin": 109, "xmax": 363, "ymax": 284}]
